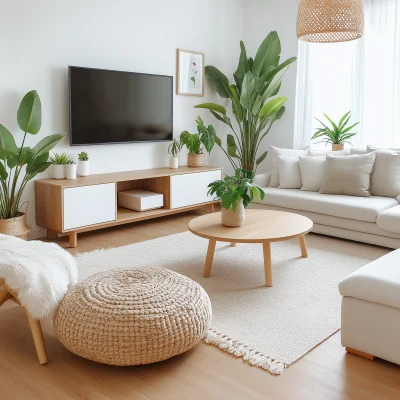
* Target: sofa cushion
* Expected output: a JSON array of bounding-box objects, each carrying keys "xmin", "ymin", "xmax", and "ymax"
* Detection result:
[
  {"xmin": 253, "ymin": 172, "xmax": 271, "ymax": 188},
  {"xmin": 278, "ymin": 156, "xmax": 302, "ymax": 189},
  {"xmin": 268, "ymin": 146, "xmax": 307, "ymax": 187},
  {"xmin": 257, "ymin": 187, "xmax": 399, "ymax": 223},
  {"xmin": 370, "ymin": 150, "xmax": 400, "ymax": 198},
  {"xmin": 339, "ymin": 250, "xmax": 400, "ymax": 309},
  {"xmin": 320, "ymin": 153, "xmax": 376, "ymax": 197},
  {"xmin": 298, "ymin": 156, "xmax": 326, "ymax": 192},
  {"xmin": 308, "ymin": 149, "xmax": 350, "ymax": 156},
  {"xmin": 377, "ymin": 205, "xmax": 400, "ymax": 234}
]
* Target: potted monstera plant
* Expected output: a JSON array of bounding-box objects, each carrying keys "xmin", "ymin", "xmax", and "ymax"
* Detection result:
[{"xmin": 0, "ymin": 90, "xmax": 64, "ymax": 239}]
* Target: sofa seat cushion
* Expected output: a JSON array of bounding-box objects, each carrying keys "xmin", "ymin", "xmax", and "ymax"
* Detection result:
[
  {"xmin": 339, "ymin": 250, "xmax": 400, "ymax": 309},
  {"xmin": 377, "ymin": 205, "xmax": 400, "ymax": 234},
  {"xmin": 257, "ymin": 187, "xmax": 399, "ymax": 223}
]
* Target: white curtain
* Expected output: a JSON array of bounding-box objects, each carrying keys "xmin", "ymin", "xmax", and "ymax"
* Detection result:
[{"xmin": 294, "ymin": 0, "xmax": 400, "ymax": 150}]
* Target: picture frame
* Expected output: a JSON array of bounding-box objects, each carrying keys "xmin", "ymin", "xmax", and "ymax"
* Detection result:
[{"xmin": 176, "ymin": 49, "xmax": 205, "ymax": 97}]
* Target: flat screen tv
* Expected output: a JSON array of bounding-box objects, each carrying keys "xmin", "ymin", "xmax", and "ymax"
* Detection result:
[{"xmin": 69, "ymin": 66, "xmax": 173, "ymax": 145}]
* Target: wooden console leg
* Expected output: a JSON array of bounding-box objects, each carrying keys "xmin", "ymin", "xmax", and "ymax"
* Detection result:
[
  {"xmin": 47, "ymin": 229, "xmax": 58, "ymax": 240},
  {"xmin": 346, "ymin": 347, "xmax": 375, "ymax": 361},
  {"xmin": 209, "ymin": 203, "xmax": 215, "ymax": 213},
  {"xmin": 26, "ymin": 312, "xmax": 48, "ymax": 365},
  {"xmin": 299, "ymin": 235, "xmax": 308, "ymax": 258},
  {"xmin": 263, "ymin": 242, "xmax": 273, "ymax": 287},
  {"xmin": 203, "ymin": 239, "xmax": 216, "ymax": 278},
  {"xmin": 69, "ymin": 232, "xmax": 77, "ymax": 248}
]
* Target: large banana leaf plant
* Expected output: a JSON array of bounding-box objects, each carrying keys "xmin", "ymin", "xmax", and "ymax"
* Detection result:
[
  {"xmin": 0, "ymin": 90, "xmax": 64, "ymax": 219},
  {"xmin": 195, "ymin": 31, "xmax": 296, "ymax": 172}
]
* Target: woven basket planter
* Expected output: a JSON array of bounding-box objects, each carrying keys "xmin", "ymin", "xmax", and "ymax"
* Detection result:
[
  {"xmin": 187, "ymin": 152, "xmax": 204, "ymax": 167},
  {"xmin": 53, "ymin": 268, "xmax": 212, "ymax": 366},
  {"xmin": 221, "ymin": 201, "xmax": 245, "ymax": 227},
  {"xmin": 0, "ymin": 212, "xmax": 31, "ymax": 240},
  {"xmin": 332, "ymin": 144, "xmax": 345, "ymax": 151}
]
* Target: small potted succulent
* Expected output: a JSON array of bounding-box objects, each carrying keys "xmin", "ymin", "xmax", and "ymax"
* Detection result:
[
  {"xmin": 78, "ymin": 151, "xmax": 89, "ymax": 176},
  {"xmin": 49, "ymin": 153, "xmax": 72, "ymax": 179},
  {"xmin": 207, "ymin": 169, "xmax": 265, "ymax": 227},
  {"xmin": 168, "ymin": 139, "xmax": 182, "ymax": 169},
  {"xmin": 311, "ymin": 111, "xmax": 359, "ymax": 151},
  {"xmin": 65, "ymin": 159, "xmax": 77, "ymax": 180},
  {"xmin": 180, "ymin": 116, "xmax": 218, "ymax": 167}
]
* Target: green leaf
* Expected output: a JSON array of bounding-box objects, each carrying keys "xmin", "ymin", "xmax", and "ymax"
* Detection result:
[
  {"xmin": 205, "ymin": 66, "xmax": 231, "ymax": 99},
  {"xmin": 256, "ymin": 150, "xmax": 268, "ymax": 166},
  {"xmin": 262, "ymin": 64, "xmax": 291, "ymax": 101},
  {"xmin": 221, "ymin": 191, "xmax": 236, "ymax": 210},
  {"xmin": 264, "ymin": 57, "xmax": 297, "ymax": 83},
  {"xmin": 200, "ymin": 125, "xmax": 216, "ymax": 154},
  {"xmin": 252, "ymin": 31, "xmax": 281, "ymax": 77},
  {"xmin": 338, "ymin": 111, "xmax": 351, "ymax": 127},
  {"xmin": 0, "ymin": 124, "xmax": 18, "ymax": 153},
  {"xmin": 251, "ymin": 95, "xmax": 263, "ymax": 116},
  {"xmin": 0, "ymin": 148, "xmax": 17, "ymax": 161},
  {"xmin": 227, "ymin": 134, "xmax": 239, "ymax": 158},
  {"xmin": 234, "ymin": 41, "xmax": 249, "ymax": 90},
  {"xmin": 27, "ymin": 162, "xmax": 52, "ymax": 180},
  {"xmin": 17, "ymin": 90, "xmax": 42, "ymax": 134},
  {"xmin": 240, "ymin": 72, "xmax": 257, "ymax": 110},
  {"xmin": 0, "ymin": 162, "xmax": 8, "ymax": 180},
  {"xmin": 194, "ymin": 103, "xmax": 226, "ymax": 115},
  {"xmin": 230, "ymin": 84, "xmax": 243, "ymax": 122},
  {"xmin": 215, "ymin": 135, "xmax": 222, "ymax": 147},
  {"xmin": 259, "ymin": 97, "xmax": 287, "ymax": 122},
  {"xmin": 32, "ymin": 133, "xmax": 65, "ymax": 158},
  {"xmin": 180, "ymin": 131, "xmax": 201, "ymax": 154}
]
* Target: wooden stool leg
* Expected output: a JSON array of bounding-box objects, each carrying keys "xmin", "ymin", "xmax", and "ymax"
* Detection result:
[
  {"xmin": 346, "ymin": 347, "xmax": 375, "ymax": 361},
  {"xmin": 263, "ymin": 242, "xmax": 273, "ymax": 287},
  {"xmin": 299, "ymin": 235, "xmax": 308, "ymax": 258},
  {"xmin": 26, "ymin": 312, "xmax": 48, "ymax": 365},
  {"xmin": 203, "ymin": 239, "xmax": 216, "ymax": 278},
  {"xmin": 69, "ymin": 231, "xmax": 77, "ymax": 248}
]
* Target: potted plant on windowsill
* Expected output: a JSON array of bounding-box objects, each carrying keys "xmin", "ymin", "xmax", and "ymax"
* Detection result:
[
  {"xmin": 78, "ymin": 151, "xmax": 89, "ymax": 176},
  {"xmin": 0, "ymin": 90, "xmax": 64, "ymax": 239},
  {"xmin": 180, "ymin": 116, "xmax": 218, "ymax": 168},
  {"xmin": 207, "ymin": 169, "xmax": 265, "ymax": 227},
  {"xmin": 168, "ymin": 139, "xmax": 182, "ymax": 169},
  {"xmin": 49, "ymin": 153, "xmax": 72, "ymax": 179},
  {"xmin": 311, "ymin": 111, "xmax": 359, "ymax": 151}
]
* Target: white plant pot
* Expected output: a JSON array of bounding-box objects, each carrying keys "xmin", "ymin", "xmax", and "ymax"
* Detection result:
[
  {"xmin": 53, "ymin": 164, "xmax": 66, "ymax": 180},
  {"xmin": 169, "ymin": 156, "xmax": 179, "ymax": 169},
  {"xmin": 78, "ymin": 160, "xmax": 90, "ymax": 176},
  {"xmin": 221, "ymin": 200, "xmax": 245, "ymax": 227},
  {"xmin": 66, "ymin": 164, "xmax": 77, "ymax": 180}
]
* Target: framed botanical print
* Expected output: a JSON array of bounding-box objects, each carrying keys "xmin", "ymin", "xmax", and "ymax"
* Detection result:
[{"xmin": 176, "ymin": 49, "xmax": 205, "ymax": 97}]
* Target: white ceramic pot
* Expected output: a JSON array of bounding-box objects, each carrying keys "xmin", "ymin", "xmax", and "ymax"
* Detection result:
[
  {"xmin": 66, "ymin": 164, "xmax": 77, "ymax": 180},
  {"xmin": 221, "ymin": 200, "xmax": 245, "ymax": 227},
  {"xmin": 78, "ymin": 160, "xmax": 90, "ymax": 176},
  {"xmin": 169, "ymin": 156, "xmax": 179, "ymax": 169},
  {"xmin": 53, "ymin": 164, "xmax": 66, "ymax": 180}
]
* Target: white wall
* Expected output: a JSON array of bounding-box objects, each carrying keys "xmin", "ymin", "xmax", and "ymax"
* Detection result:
[{"xmin": 0, "ymin": 0, "xmax": 243, "ymax": 237}]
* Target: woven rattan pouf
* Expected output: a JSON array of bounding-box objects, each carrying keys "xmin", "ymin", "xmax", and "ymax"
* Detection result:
[{"xmin": 53, "ymin": 268, "xmax": 212, "ymax": 366}]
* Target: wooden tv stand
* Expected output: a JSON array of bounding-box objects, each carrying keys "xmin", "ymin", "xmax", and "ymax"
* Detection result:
[{"xmin": 35, "ymin": 166, "xmax": 222, "ymax": 248}]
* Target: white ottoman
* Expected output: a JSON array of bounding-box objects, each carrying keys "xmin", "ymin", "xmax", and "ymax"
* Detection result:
[{"xmin": 339, "ymin": 250, "xmax": 400, "ymax": 364}]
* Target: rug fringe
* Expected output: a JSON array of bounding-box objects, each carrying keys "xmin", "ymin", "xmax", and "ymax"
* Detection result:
[{"xmin": 204, "ymin": 328, "xmax": 287, "ymax": 375}]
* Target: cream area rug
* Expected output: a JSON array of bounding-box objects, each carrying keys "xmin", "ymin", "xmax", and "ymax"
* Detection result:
[{"xmin": 76, "ymin": 232, "xmax": 389, "ymax": 374}]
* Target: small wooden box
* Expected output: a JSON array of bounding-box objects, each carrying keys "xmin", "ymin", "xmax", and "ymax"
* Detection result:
[{"xmin": 118, "ymin": 190, "xmax": 164, "ymax": 211}]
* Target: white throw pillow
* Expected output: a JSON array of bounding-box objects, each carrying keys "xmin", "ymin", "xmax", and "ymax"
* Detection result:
[
  {"xmin": 298, "ymin": 156, "xmax": 326, "ymax": 192},
  {"xmin": 319, "ymin": 153, "xmax": 376, "ymax": 197},
  {"xmin": 370, "ymin": 150, "xmax": 400, "ymax": 198},
  {"xmin": 308, "ymin": 149, "xmax": 350, "ymax": 157},
  {"xmin": 350, "ymin": 147, "xmax": 369, "ymax": 155},
  {"xmin": 367, "ymin": 145, "xmax": 400, "ymax": 152},
  {"xmin": 268, "ymin": 145, "xmax": 307, "ymax": 187},
  {"xmin": 277, "ymin": 156, "xmax": 302, "ymax": 189}
]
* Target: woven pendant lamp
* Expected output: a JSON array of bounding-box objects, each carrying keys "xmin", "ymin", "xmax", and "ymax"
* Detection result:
[{"xmin": 297, "ymin": 0, "xmax": 364, "ymax": 43}]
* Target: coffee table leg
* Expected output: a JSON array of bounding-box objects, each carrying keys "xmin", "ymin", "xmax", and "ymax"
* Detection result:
[
  {"xmin": 230, "ymin": 242, "xmax": 236, "ymax": 247},
  {"xmin": 263, "ymin": 242, "xmax": 273, "ymax": 287},
  {"xmin": 204, "ymin": 239, "xmax": 216, "ymax": 278},
  {"xmin": 299, "ymin": 235, "xmax": 308, "ymax": 258}
]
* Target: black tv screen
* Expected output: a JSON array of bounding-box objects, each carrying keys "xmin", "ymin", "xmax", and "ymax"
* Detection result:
[{"xmin": 69, "ymin": 66, "xmax": 173, "ymax": 145}]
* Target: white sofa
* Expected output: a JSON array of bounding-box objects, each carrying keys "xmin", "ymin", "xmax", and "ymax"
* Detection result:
[
  {"xmin": 339, "ymin": 250, "xmax": 400, "ymax": 365},
  {"xmin": 252, "ymin": 172, "xmax": 400, "ymax": 249}
]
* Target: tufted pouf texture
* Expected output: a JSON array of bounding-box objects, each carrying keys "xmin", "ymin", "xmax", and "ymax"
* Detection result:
[{"xmin": 53, "ymin": 267, "xmax": 212, "ymax": 366}]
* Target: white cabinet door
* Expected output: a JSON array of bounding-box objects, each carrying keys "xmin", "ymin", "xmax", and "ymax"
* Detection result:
[
  {"xmin": 63, "ymin": 183, "xmax": 116, "ymax": 230},
  {"xmin": 170, "ymin": 170, "xmax": 221, "ymax": 209}
]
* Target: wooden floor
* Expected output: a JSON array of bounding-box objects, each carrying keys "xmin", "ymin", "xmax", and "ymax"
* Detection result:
[{"xmin": 1, "ymin": 209, "xmax": 399, "ymax": 400}]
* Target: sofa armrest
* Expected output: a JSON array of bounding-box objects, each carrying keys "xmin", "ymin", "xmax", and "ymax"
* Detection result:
[
  {"xmin": 253, "ymin": 172, "xmax": 271, "ymax": 188},
  {"xmin": 397, "ymin": 194, "xmax": 400, "ymax": 203}
]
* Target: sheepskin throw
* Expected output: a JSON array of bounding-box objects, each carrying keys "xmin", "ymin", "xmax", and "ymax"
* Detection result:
[{"xmin": 0, "ymin": 234, "xmax": 78, "ymax": 319}]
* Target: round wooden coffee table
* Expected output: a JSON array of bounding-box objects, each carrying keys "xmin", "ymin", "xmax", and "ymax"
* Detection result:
[{"xmin": 188, "ymin": 209, "xmax": 313, "ymax": 287}]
